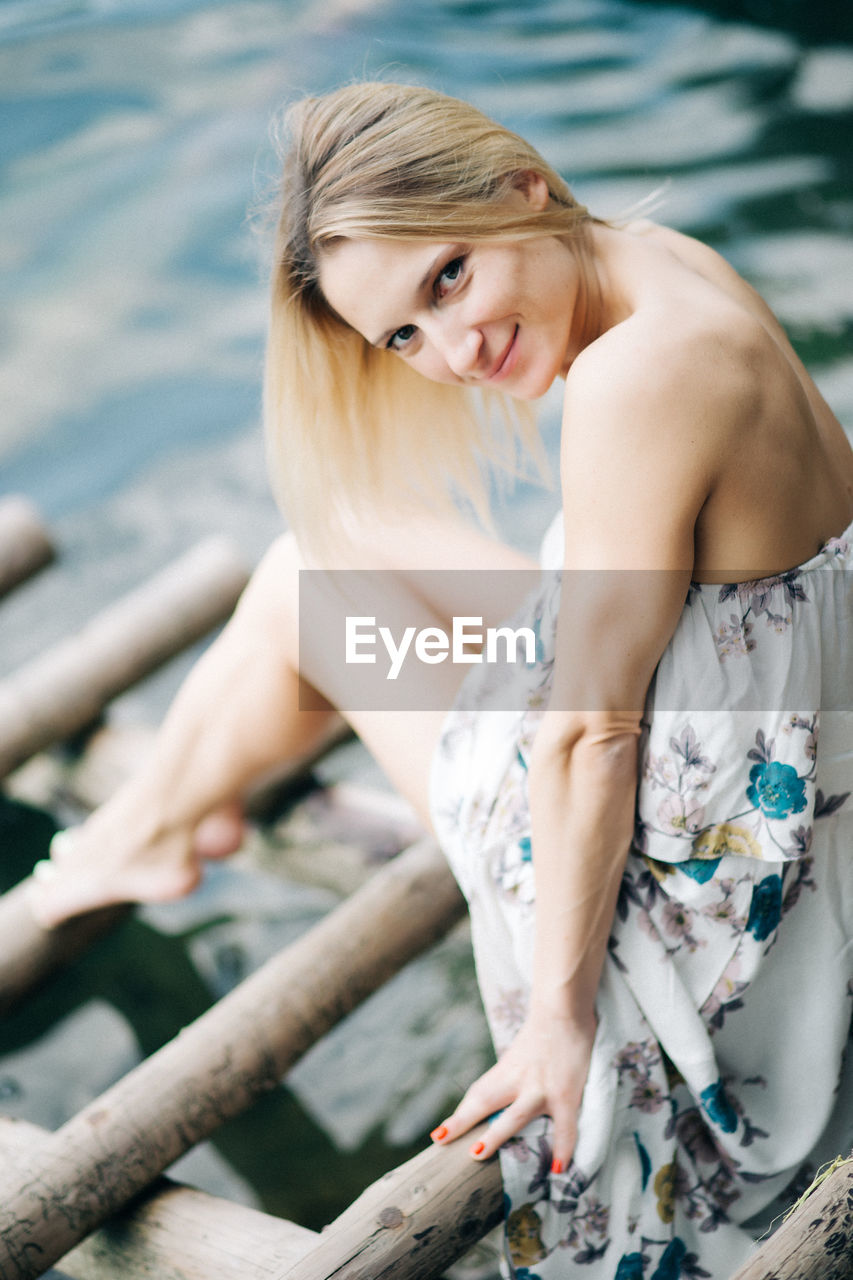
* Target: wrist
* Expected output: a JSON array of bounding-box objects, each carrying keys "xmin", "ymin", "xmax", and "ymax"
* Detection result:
[{"xmin": 529, "ymin": 984, "xmax": 597, "ymax": 1033}]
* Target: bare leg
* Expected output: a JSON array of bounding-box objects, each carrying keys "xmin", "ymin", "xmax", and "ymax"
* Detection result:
[
  {"xmin": 28, "ymin": 520, "xmax": 536, "ymax": 928},
  {"xmin": 28, "ymin": 534, "xmax": 340, "ymax": 925}
]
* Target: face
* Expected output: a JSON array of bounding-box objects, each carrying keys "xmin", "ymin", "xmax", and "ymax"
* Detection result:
[{"xmin": 317, "ymin": 182, "xmax": 583, "ymax": 401}]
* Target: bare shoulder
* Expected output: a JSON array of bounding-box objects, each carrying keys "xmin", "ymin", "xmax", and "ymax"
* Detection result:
[
  {"xmin": 563, "ymin": 303, "xmax": 756, "ymax": 463},
  {"xmin": 622, "ymin": 219, "xmax": 738, "ymax": 278},
  {"xmin": 622, "ymin": 220, "xmax": 799, "ymax": 349},
  {"xmin": 556, "ymin": 295, "xmax": 768, "ymax": 569}
]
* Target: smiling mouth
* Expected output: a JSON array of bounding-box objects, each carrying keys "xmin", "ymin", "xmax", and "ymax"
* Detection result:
[{"xmin": 486, "ymin": 326, "xmax": 519, "ymax": 383}]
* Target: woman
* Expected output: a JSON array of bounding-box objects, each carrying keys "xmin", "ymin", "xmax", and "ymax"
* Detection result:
[{"xmin": 30, "ymin": 83, "xmax": 853, "ymax": 1278}]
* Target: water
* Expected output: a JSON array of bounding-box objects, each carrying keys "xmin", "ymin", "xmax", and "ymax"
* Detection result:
[{"xmin": 0, "ymin": 0, "xmax": 851, "ymax": 1268}]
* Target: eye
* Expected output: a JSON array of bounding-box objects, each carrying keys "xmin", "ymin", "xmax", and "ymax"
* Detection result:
[
  {"xmin": 386, "ymin": 323, "xmax": 417, "ymax": 352},
  {"xmin": 436, "ymin": 256, "xmax": 465, "ymax": 295}
]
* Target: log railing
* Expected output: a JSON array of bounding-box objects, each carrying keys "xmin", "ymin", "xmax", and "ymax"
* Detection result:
[
  {"xmin": 0, "ymin": 497, "xmax": 56, "ymax": 598},
  {"xmin": 0, "ymin": 838, "xmax": 469, "ymax": 1279},
  {"xmin": 0, "ymin": 534, "xmax": 250, "ymax": 780},
  {"xmin": 0, "ymin": 1115, "xmax": 502, "ymax": 1280}
]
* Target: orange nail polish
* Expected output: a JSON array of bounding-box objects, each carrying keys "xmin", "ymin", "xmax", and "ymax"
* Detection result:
[
  {"xmin": 471, "ymin": 1141, "xmax": 485, "ymax": 1157},
  {"xmin": 431, "ymin": 1125, "xmax": 448, "ymax": 1142},
  {"xmin": 551, "ymin": 1157, "xmax": 564, "ymax": 1174}
]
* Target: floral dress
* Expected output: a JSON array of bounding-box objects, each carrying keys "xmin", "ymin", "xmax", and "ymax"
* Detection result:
[{"xmin": 429, "ymin": 512, "xmax": 853, "ymax": 1280}]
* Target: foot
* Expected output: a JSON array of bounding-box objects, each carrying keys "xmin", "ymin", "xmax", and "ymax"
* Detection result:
[{"xmin": 26, "ymin": 802, "xmax": 246, "ymax": 930}]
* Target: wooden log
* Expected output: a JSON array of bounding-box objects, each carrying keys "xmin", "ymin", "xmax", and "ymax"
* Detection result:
[
  {"xmin": 0, "ymin": 1114, "xmax": 501, "ymax": 1280},
  {"xmin": 0, "ymin": 497, "xmax": 55, "ymax": 598},
  {"xmin": 0, "ymin": 881, "xmax": 129, "ymax": 1017},
  {"xmin": 0, "ymin": 535, "xmax": 250, "ymax": 780},
  {"xmin": 285, "ymin": 1120, "xmax": 502, "ymax": 1280},
  {"xmin": 0, "ymin": 837, "xmax": 468, "ymax": 1279},
  {"xmin": 0, "ymin": 1118, "xmax": 318, "ymax": 1279},
  {"xmin": 729, "ymin": 1154, "xmax": 853, "ymax": 1280}
]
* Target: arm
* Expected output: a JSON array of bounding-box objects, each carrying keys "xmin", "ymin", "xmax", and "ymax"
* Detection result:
[{"xmin": 432, "ymin": 324, "xmax": 718, "ymax": 1165}]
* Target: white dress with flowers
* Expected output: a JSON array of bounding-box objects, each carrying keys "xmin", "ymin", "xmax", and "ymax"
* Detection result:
[{"xmin": 429, "ymin": 513, "xmax": 853, "ymax": 1280}]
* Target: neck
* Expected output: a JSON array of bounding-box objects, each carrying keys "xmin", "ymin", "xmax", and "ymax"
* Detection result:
[
  {"xmin": 575, "ymin": 222, "xmax": 634, "ymax": 350},
  {"xmin": 560, "ymin": 223, "xmax": 606, "ymax": 373}
]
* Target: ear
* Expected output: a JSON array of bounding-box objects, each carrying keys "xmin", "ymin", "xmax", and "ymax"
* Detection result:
[{"xmin": 512, "ymin": 170, "xmax": 550, "ymax": 212}]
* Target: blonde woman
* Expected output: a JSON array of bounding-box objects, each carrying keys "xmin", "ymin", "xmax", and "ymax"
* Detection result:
[{"xmin": 31, "ymin": 84, "xmax": 853, "ymax": 1278}]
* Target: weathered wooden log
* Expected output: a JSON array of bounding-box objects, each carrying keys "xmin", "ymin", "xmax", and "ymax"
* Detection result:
[
  {"xmin": 729, "ymin": 1154, "xmax": 853, "ymax": 1280},
  {"xmin": 0, "ymin": 837, "xmax": 468, "ymax": 1279},
  {"xmin": 284, "ymin": 1120, "xmax": 501, "ymax": 1280},
  {"xmin": 0, "ymin": 1118, "xmax": 317, "ymax": 1279},
  {"xmin": 0, "ymin": 535, "xmax": 250, "ymax": 780},
  {"xmin": 0, "ymin": 497, "xmax": 55, "ymax": 598},
  {"xmin": 0, "ymin": 1114, "xmax": 500, "ymax": 1280},
  {"xmin": 0, "ymin": 880, "xmax": 129, "ymax": 1017}
]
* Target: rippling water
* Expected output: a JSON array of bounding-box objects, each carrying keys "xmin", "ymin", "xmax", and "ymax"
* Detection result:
[{"xmin": 1, "ymin": 0, "xmax": 851, "ymax": 1260}]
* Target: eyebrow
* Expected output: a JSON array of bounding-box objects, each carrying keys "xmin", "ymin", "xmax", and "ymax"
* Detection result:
[{"xmin": 370, "ymin": 249, "xmax": 447, "ymax": 348}]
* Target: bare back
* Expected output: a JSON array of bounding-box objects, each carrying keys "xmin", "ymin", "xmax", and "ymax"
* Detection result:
[{"xmin": 620, "ymin": 221, "xmax": 853, "ymax": 580}]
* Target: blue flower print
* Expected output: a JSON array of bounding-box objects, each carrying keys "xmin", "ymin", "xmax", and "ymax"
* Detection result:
[
  {"xmin": 700, "ymin": 1079, "xmax": 738, "ymax": 1133},
  {"xmin": 518, "ymin": 835, "xmax": 532, "ymax": 863},
  {"xmin": 746, "ymin": 874, "xmax": 783, "ymax": 941},
  {"xmin": 651, "ymin": 1238, "xmax": 687, "ymax": 1280},
  {"xmin": 615, "ymin": 1254, "xmax": 646, "ymax": 1280},
  {"xmin": 746, "ymin": 761, "xmax": 807, "ymax": 820},
  {"xmin": 679, "ymin": 857, "xmax": 721, "ymax": 884},
  {"xmin": 634, "ymin": 1131, "xmax": 652, "ymax": 1190}
]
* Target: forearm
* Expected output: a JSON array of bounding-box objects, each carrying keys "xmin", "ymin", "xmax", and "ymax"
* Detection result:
[
  {"xmin": 527, "ymin": 722, "xmax": 639, "ymax": 1023},
  {"xmin": 432, "ymin": 725, "xmax": 640, "ymax": 1167}
]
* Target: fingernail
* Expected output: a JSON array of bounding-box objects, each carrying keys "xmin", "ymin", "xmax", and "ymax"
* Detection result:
[
  {"xmin": 430, "ymin": 1126, "xmax": 448, "ymax": 1142},
  {"xmin": 551, "ymin": 1157, "xmax": 564, "ymax": 1175},
  {"xmin": 32, "ymin": 860, "xmax": 57, "ymax": 884},
  {"xmin": 470, "ymin": 1141, "xmax": 485, "ymax": 1157}
]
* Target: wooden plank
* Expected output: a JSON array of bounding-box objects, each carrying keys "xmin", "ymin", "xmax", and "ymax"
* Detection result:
[
  {"xmin": 285, "ymin": 1120, "xmax": 502, "ymax": 1280},
  {"xmin": 0, "ymin": 838, "xmax": 467, "ymax": 1279},
  {"xmin": 729, "ymin": 1154, "xmax": 853, "ymax": 1280},
  {"xmin": 0, "ymin": 1119, "xmax": 317, "ymax": 1280},
  {"xmin": 0, "ymin": 1114, "xmax": 501, "ymax": 1280},
  {"xmin": 0, "ymin": 497, "xmax": 55, "ymax": 599},
  {"xmin": 0, "ymin": 536, "xmax": 250, "ymax": 779},
  {"xmin": 0, "ymin": 882, "xmax": 129, "ymax": 1017}
]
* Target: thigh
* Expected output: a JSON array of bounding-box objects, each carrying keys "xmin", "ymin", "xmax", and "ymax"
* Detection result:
[{"xmin": 295, "ymin": 514, "xmax": 538, "ymax": 828}]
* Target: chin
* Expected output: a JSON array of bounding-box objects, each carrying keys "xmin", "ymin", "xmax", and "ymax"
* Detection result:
[{"xmin": 510, "ymin": 369, "xmax": 561, "ymax": 402}]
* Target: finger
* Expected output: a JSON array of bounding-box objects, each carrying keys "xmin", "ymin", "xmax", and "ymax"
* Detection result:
[
  {"xmin": 549, "ymin": 1104, "xmax": 579, "ymax": 1174},
  {"xmin": 430, "ymin": 1069, "xmax": 516, "ymax": 1145},
  {"xmin": 470, "ymin": 1093, "xmax": 546, "ymax": 1160},
  {"xmin": 49, "ymin": 828, "xmax": 80, "ymax": 865}
]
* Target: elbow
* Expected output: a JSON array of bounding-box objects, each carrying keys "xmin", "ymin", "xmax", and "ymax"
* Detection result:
[
  {"xmin": 530, "ymin": 713, "xmax": 641, "ymax": 786},
  {"xmin": 580, "ymin": 731, "xmax": 640, "ymax": 787}
]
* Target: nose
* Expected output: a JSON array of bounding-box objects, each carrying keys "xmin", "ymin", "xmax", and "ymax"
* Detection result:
[{"xmin": 435, "ymin": 320, "xmax": 483, "ymax": 379}]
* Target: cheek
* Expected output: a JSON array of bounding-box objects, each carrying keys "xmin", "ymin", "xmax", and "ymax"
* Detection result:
[{"xmin": 409, "ymin": 350, "xmax": 457, "ymax": 385}]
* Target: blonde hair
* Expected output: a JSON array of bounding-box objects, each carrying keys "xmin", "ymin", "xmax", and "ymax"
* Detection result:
[{"xmin": 264, "ymin": 81, "xmax": 592, "ymax": 559}]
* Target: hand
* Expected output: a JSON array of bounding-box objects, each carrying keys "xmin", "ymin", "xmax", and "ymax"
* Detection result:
[{"xmin": 430, "ymin": 1004, "xmax": 596, "ymax": 1171}]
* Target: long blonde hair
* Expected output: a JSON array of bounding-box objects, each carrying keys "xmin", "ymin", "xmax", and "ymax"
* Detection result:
[{"xmin": 264, "ymin": 81, "xmax": 592, "ymax": 559}]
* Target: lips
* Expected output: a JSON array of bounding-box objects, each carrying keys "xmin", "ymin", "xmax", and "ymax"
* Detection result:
[{"xmin": 485, "ymin": 325, "xmax": 519, "ymax": 383}]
